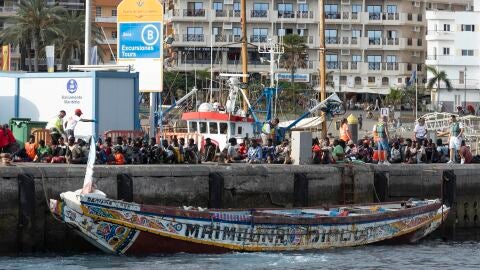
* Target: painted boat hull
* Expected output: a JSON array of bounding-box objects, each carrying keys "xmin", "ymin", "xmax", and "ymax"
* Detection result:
[{"xmin": 50, "ymin": 197, "xmax": 449, "ymax": 254}]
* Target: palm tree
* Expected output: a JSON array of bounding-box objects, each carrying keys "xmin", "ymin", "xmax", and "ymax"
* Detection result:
[
  {"xmin": 53, "ymin": 11, "xmax": 104, "ymax": 69},
  {"xmin": 280, "ymin": 34, "xmax": 308, "ymax": 85},
  {"xmin": 385, "ymin": 87, "xmax": 403, "ymax": 109},
  {"xmin": 426, "ymin": 65, "xmax": 452, "ymax": 104},
  {"xmin": 0, "ymin": 0, "xmax": 65, "ymax": 71}
]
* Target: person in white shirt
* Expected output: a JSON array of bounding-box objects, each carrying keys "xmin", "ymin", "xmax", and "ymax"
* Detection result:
[
  {"xmin": 414, "ymin": 117, "xmax": 428, "ymax": 145},
  {"xmin": 64, "ymin": 109, "xmax": 95, "ymax": 138}
]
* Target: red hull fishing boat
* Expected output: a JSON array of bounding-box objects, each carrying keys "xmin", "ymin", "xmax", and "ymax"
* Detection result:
[{"xmin": 50, "ymin": 180, "xmax": 449, "ymax": 254}]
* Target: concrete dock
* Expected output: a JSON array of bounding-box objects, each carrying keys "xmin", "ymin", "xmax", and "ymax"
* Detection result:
[{"xmin": 0, "ymin": 163, "xmax": 479, "ymax": 253}]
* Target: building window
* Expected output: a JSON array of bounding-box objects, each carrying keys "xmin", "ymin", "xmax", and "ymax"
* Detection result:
[
  {"xmin": 461, "ymin": 49, "xmax": 474, "ymax": 56},
  {"xmin": 354, "ymin": 76, "xmax": 362, "ymax": 85},
  {"xmin": 368, "ymin": 77, "xmax": 376, "ymax": 83},
  {"xmin": 278, "ymin": 3, "xmax": 293, "ymax": 18},
  {"xmin": 340, "ymin": 76, "xmax": 347, "ymax": 85},
  {"xmin": 459, "ymin": 71, "xmax": 465, "ymax": 84},
  {"xmin": 233, "ymin": 2, "xmax": 240, "ymax": 11},
  {"xmin": 417, "ymin": 39, "xmax": 422, "ymax": 46},
  {"xmin": 326, "ymin": 54, "xmax": 338, "ymax": 69},
  {"xmin": 95, "ymin": 6, "xmax": 101, "ymax": 17},
  {"xmin": 417, "ymin": 14, "xmax": 422, "ymax": 21},
  {"xmin": 213, "ymin": 2, "xmax": 223, "ymax": 10},
  {"xmin": 382, "ymin": 77, "xmax": 389, "ymax": 86},
  {"xmin": 443, "ymin": 47, "xmax": 450, "ymax": 55},
  {"xmin": 209, "ymin": 122, "xmax": 218, "ymax": 134},
  {"xmin": 398, "ymin": 78, "xmax": 402, "ymax": 83},
  {"xmin": 298, "ymin": 3, "xmax": 308, "ymax": 12},
  {"xmin": 454, "ymin": 95, "xmax": 461, "ymax": 107},
  {"xmin": 367, "ymin": 5, "xmax": 382, "ymax": 20},
  {"xmin": 252, "ymin": 28, "xmax": 268, "ymax": 42},
  {"xmin": 352, "ymin": 4, "xmax": 361, "ymax": 13},
  {"xmin": 326, "ymin": 29, "xmax": 337, "ymax": 44},
  {"xmin": 417, "ymin": 64, "xmax": 422, "ymax": 71},
  {"xmin": 111, "ymin": 31, "xmax": 117, "ymax": 38},
  {"xmin": 186, "ymin": 27, "xmax": 204, "ymax": 41},
  {"xmin": 443, "ymin": 24, "xmax": 450, "ymax": 31},
  {"xmin": 325, "ymin": 4, "xmax": 339, "ymax": 19},
  {"xmin": 199, "ymin": 122, "xmax": 207, "ymax": 133},
  {"xmin": 189, "ymin": 122, "xmax": 198, "ymax": 132},
  {"xmin": 386, "ymin": 5, "xmax": 397, "ymax": 13},
  {"xmin": 112, "ymin": 9, "xmax": 117, "ymax": 17},
  {"xmin": 252, "ymin": 3, "xmax": 268, "ymax": 17},
  {"xmin": 367, "ymin": 55, "xmax": 381, "ymax": 70},
  {"xmin": 461, "ymin": 24, "xmax": 475, "ymax": 32},
  {"xmin": 367, "ymin": 30, "xmax": 382, "ymax": 45}
]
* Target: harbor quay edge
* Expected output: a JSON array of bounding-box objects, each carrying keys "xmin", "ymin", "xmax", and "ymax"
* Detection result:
[{"xmin": 0, "ymin": 163, "xmax": 479, "ymax": 253}]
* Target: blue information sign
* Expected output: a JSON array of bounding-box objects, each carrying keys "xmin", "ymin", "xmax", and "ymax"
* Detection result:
[{"xmin": 118, "ymin": 22, "xmax": 162, "ymax": 59}]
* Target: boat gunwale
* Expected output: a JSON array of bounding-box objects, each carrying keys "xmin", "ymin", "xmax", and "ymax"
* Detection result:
[{"xmin": 80, "ymin": 198, "xmax": 444, "ymax": 226}]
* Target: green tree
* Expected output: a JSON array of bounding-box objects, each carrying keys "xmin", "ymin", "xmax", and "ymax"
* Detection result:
[
  {"xmin": 53, "ymin": 11, "xmax": 104, "ymax": 69},
  {"xmin": 280, "ymin": 34, "xmax": 308, "ymax": 85},
  {"xmin": 385, "ymin": 87, "xmax": 403, "ymax": 108},
  {"xmin": 0, "ymin": 0, "xmax": 65, "ymax": 71},
  {"xmin": 426, "ymin": 65, "xmax": 452, "ymax": 103}
]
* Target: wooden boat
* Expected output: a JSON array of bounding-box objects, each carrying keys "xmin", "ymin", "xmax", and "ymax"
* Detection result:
[
  {"xmin": 49, "ymin": 135, "xmax": 449, "ymax": 254},
  {"xmin": 49, "ymin": 194, "xmax": 449, "ymax": 254}
]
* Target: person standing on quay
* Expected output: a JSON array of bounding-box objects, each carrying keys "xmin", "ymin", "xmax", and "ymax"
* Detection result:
[
  {"xmin": 414, "ymin": 117, "xmax": 428, "ymax": 145},
  {"xmin": 46, "ymin": 110, "xmax": 66, "ymax": 143},
  {"xmin": 64, "ymin": 109, "xmax": 95, "ymax": 138},
  {"xmin": 373, "ymin": 116, "xmax": 390, "ymax": 165},
  {"xmin": 440, "ymin": 114, "xmax": 464, "ymax": 164}
]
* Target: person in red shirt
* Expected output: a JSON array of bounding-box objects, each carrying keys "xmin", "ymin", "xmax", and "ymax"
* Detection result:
[
  {"xmin": 113, "ymin": 146, "xmax": 126, "ymax": 165},
  {"xmin": 0, "ymin": 124, "xmax": 16, "ymax": 153},
  {"xmin": 459, "ymin": 140, "xmax": 473, "ymax": 164}
]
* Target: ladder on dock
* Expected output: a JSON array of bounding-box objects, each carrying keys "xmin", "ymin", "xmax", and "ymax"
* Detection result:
[{"xmin": 340, "ymin": 164, "xmax": 355, "ymax": 205}]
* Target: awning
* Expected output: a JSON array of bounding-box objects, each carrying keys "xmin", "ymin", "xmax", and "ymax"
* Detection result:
[{"xmin": 279, "ymin": 116, "xmax": 323, "ymax": 129}]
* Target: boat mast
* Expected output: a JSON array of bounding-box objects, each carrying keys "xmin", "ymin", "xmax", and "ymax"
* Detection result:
[
  {"xmin": 240, "ymin": 0, "xmax": 249, "ymax": 112},
  {"xmin": 319, "ymin": 0, "xmax": 327, "ymax": 138}
]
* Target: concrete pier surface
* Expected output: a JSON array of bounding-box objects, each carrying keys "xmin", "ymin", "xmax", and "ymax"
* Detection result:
[{"xmin": 0, "ymin": 163, "xmax": 479, "ymax": 253}]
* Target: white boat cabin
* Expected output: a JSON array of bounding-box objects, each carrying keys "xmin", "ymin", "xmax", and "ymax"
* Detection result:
[{"xmin": 181, "ymin": 109, "xmax": 254, "ymax": 150}]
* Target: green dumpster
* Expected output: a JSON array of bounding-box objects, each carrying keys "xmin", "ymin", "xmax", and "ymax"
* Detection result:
[{"xmin": 9, "ymin": 118, "xmax": 48, "ymax": 145}]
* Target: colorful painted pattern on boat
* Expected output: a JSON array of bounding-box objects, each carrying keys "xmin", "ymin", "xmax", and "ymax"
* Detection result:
[{"xmin": 73, "ymin": 197, "xmax": 448, "ymax": 252}]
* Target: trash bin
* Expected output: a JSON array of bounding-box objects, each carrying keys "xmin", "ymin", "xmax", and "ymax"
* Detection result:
[{"xmin": 9, "ymin": 118, "xmax": 48, "ymax": 145}]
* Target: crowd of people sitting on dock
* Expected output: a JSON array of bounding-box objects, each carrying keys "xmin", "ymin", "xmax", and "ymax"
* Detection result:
[{"xmin": 1, "ymin": 109, "xmax": 478, "ymax": 165}]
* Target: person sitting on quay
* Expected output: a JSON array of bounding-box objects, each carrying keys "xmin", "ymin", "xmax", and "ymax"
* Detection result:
[
  {"xmin": 65, "ymin": 136, "xmax": 86, "ymax": 164},
  {"xmin": 274, "ymin": 139, "xmax": 291, "ymax": 164},
  {"xmin": 414, "ymin": 117, "xmax": 428, "ymax": 145},
  {"xmin": 170, "ymin": 137, "xmax": 184, "ymax": 164},
  {"xmin": 436, "ymin": 139, "xmax": 449, "ymax": 163},
  {"xmin": 389, "ymin": 141, "xmax": 402, "ymax": 164},
  {"xmin": 184, "ymin": 138, "xmax": 200, "ymax": 164},
  {"xmin": 161, "ymin": 139, "xmax": 175, "ymax": 164},
  {"xmin": 51, "ymin": 137, "xmax": 67, "ymax": 163},
  {"xmin": 332, "ymin": 139, "xmax": 346, "ymax": 163},
  {"xmin": 247, "ymin": 139, "xmax": 263, "ymax": 164},
  {"xmin": 459, "ymin": 140, "xmax": 473, "ymax": 164},
  {"xmin": 24, "ymin": 135, "xmax": 38, "ymax": 162},
  {"xmin": 203, "ymin": 138, "xmax": 218, "ymax": 162},
  {"xmin": 237, "ymin": 141, "xmax": 248, "ymax": 160},
  {"xmin": 262, "ymin": 138, "xmax": 276, "ymax": 164},
  {"xmin": 224, "ymin": 138, "xmax": 242, "ymax": 163},
  {"xmin": 34, "ymin": 139, "xmax": 52, "ymax": 163},
  {"xmin": 112, "ymin": 146, "xmax": 126, "ymax": 165},
  {"xmin": 0, "ymin": 124, "xmax": 17, "ymax": 154},
  {"xmin": 357, "ymin": 139, "xmax": 374, "ymax": 163}
]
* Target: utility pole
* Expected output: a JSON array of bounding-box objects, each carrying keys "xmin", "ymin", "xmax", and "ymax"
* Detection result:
[
  {"xmin": 84, "ymin": 0, "xmax": 91, "ymax": 65},
  {"xmin": 241, "ymin": 0, "xmax": 249, "ymax": 112},
  {"xmin": 464, "ymin": 66, "xmax": 467, "ymax": 109},
  {"xmin": 319, "ymin": 0, "xmax": 327, "ymax": 138}
]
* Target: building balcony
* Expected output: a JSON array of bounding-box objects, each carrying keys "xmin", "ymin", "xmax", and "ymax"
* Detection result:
[
  {"xmin": 95, "ymin": 16, "xmax": 117, "ymax": 23},
  {"xmin": 182, "ymin": 34, "xmax": 205, "ymax": 43},
  {"xmin": 98, "ymin": 38, "xmax": 117, "ymax": 45},
  {"xmin": 425, "ymin": 30, "xmax": 455, "ymax": 41},
  {"xmin": 277, "ymin": 11, "xmax": 295, "ymax": 19},
  {"xmin": 325, "ymin": 12, "xmax": 341, "ymax": 20},
  {"xmin": 250, "ymin": 35, "xmax": 268, "ymax": 43},
  {"xmin": 250, "ymin": 10, "xmax": 268, "ymax": 18},
  {"xmin": 184, "ymin": 9, "xmax": 206, "ymax": 17},
  {"xmin": 296, "ymin": 11, "xmax": 314, "ymax": 20},
  {"xmin": 426, "ymin": 55, "xmax": 480, "ymax": 67}
]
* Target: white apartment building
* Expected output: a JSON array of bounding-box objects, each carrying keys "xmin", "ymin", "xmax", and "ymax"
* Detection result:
[
  {"xmin": 164, "ymin": 0, "xmax": 471, "ymax": 100},
  {"xmin": 426, "ymin": 0, "xmax": 480, "ymax": 112}
]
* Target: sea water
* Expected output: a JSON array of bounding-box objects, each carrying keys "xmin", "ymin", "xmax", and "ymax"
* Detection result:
[{"xmin": 0, "ymin": 240, "xmax": 478, "ymax": 270}]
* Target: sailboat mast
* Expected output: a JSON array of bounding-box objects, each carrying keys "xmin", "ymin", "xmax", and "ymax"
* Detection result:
[
  {"xmin": 241, "ymin": 0, "xmax": 249, "ymax": 112},
  {"xmin": 319, "ymin": 0, "xmax": 327, "ymax": 138}
]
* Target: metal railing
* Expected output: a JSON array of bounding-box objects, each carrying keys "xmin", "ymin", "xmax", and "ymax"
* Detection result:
[
  {"xmin": 326, "ymin": 37, "xmax": 339, "ymax": 44},
  {"xmin": 296, "ymin": 11, "xmax": 313, "ymax": 19},
  {"xmin": 278, "ymin": 11, "xmax": 295, "ymax": 18},
  {"xmin": 325, "ymin": 12, "xmax": 341, "ymax": 19},
  {"xmin": 184, "ymin": 34, "xmax": 204, "ymax": 42},
  {"xmin": 215, "ymin": 10, "xmax": 227, "ymax": 17},
  {"xmin": 369, "ymin": 12, "xmax": 382, "ymax": 20},
  {"xmin": 250, "ymin": 35, "xmax": 267, "ymax": 42},
  {"xmin": 251, "ymin": 10, "xmax": 268, "ymax": 18},
  {"xmin": 183, "ymin": 9, "xmax": 205, "ymax": 17}
]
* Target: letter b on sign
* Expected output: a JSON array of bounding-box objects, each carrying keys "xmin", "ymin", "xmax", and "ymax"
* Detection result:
[{"xmin": 141, "ymin": 24, "xmax": 160, "ymax": 46}]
